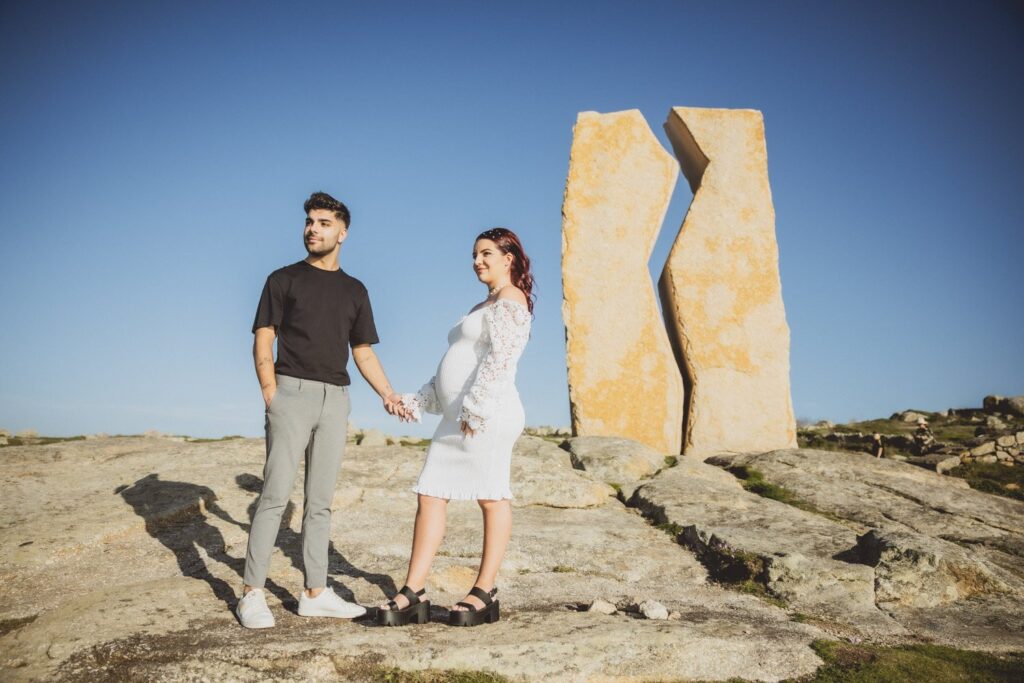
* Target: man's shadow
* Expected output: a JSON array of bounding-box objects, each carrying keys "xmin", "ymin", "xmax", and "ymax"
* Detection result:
[
  {"xmin": 118, "ymin": 472, "xmax": 396, "ymax": 612},
  {"xmin": 118, "ymin": 473, "xmax": 294, "ymax": 608},
  {"xmin": 237, "ymin": 473, "xmax": 397, "ymax": 607}
]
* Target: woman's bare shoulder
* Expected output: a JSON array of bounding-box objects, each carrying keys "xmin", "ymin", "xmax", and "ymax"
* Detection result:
[{"xmin": 497, "ymin": 286, "xmax": 529, "ymax": 306}]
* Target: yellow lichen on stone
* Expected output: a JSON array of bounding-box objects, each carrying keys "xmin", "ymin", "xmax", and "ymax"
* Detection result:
[
  {"xmin": 562, "ymin": 110, "xmax": 684, "ymax": 454},
  {"xmin": 660, "ymin": 107, "xmax": 797, "ymax": 457}
]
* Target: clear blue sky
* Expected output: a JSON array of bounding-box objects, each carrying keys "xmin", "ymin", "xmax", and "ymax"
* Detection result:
[{"xmin": 1, "ymin": 1, "xmax": 1022, "ymax": 438}]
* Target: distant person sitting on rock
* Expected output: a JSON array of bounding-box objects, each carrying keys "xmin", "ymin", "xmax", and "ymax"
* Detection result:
[
  {"xmin": 913, "ymin": 418, "xmax": 936, "ymax": 455},
  {"xmin": 871, "ymin": 432, "xmax": 884, "ymax": 458},
  {"xmin": 235, "ymin": 192, "xmax": 412, "ymax": 630}
]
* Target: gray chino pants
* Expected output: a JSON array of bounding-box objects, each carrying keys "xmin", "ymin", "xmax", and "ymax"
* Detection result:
[{"xmin": 243, "ymin": 374, "xmax": 350, "ymax": 589}]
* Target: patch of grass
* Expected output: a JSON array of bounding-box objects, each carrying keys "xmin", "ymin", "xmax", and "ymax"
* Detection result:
[
  {"xmin": 664, "ymin": 455, "xmax": 678, "ymax": 467},
  {"xmin": 725, "ymin": 465, "xmax": 853, "ymax": 527},
  {"xmin": 1, "ymin": 435, "xmax": 87, "ymax": 448},
  {"xmin": 931, "ymin": 424, "xmax": 981, "ymax": 442},
  {"xmin": 551, "ymin": 565, "xmax": 575, "ymax": 573},
  {"xmin": 949, "ymin": 461, "xmax": 1024, "ymax": 502},
  {"xmin": 183, "ymin": 435, "xmax": 244, "ymax": 443},
  {"xmin": 656, "ymin": 521, "xmax": 685, "ymax": 539},
  {"xmin": 401, "ymin": 438, "xmax": 432, "ymax": 448},
  {"xmin": 804, "ymin": 639, "xmax": 1024, "ymax": 682},
  {"xmin": 734, "ymin": 579, "xmax": 787, "ymax": 608},
  {"xmin": 831, "ymin": 419, "xmax": 915, "ymax": 435},
  {"xmin": 608, "ymin": 482, "xmax": 622, "ymax": 493}
]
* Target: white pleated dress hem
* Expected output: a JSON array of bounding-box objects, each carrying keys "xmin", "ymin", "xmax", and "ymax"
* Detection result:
[{"xmin": 410, "ymin": 484, "xmax": 515, "ymax": 501}]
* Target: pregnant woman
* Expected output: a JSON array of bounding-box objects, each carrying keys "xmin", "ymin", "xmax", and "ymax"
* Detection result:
[{"xmin": 377, "ymin": 228, "xmax": 534, "ymax": 627}]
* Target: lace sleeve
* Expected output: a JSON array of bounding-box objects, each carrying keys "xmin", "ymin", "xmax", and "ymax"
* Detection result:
[
  {"xmin": 459, "ymin": 299, "xmax": 531, "ymax": 432},
  {"xmin": 400, "ymin": 377, "xmax": 443, "ymax": 423}
]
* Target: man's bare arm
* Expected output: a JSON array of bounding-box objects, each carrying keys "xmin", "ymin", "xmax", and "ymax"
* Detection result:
[
  {"xmin": 352, "ymin": 344, "xmax": 410, "ymax": 418},
  {"xmin": 253, "ymin": 326, "xmax": 277, "ymax": 407}
]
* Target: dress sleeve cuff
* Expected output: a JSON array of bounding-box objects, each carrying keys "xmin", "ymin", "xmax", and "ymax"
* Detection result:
[{"xmin": 460, "ymin": 408, "xmax": 486, "ymax": 433}]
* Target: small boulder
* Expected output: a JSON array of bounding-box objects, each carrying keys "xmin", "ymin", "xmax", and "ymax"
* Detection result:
[
  {"xmin": 15, "ymin": 429, "xmax": 38, "ymax": 438},
  {"xmin": 984, "ymin": 395, "xmax": 1024, "ymax": 417},
  {"xmin": 987, "ymin": 415, "xmax": 1008, "ymax": 430},
  {"xmin": 639, "ymin": 600, "xmax": 669, "ymax": 620},
  {"xmin": 562, "ymin": 436, "xmax": 666, "ymax": 484},
  {"xmin": 970, "ymin": 442, "xmax": 996, "ymax": 457},
  {"xmin": 935, "ymin": 456, "xmax": 961, "ymax": 476},
  {"xmin": 897, "ymin": 411, "xmax": 928, "ymax": 423},
  {"xmin": 587, "ymin": 599, "xmax": 617, "ymax": 615}
]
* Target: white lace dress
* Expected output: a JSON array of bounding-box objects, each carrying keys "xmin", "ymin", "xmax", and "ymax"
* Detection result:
[{"xmin": 402, "ymin": 298, "xmax": 531, "ymax": 500}]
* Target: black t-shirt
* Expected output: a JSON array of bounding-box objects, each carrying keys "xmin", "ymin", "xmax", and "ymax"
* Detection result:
[{"xmin": 252, "ymin": 261, "xmax": 379, "ymax": 386}]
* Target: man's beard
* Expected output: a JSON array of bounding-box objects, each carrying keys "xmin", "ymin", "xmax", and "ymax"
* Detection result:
[{"xmin": 304, "ymin": 240, "xmax": 334, "ymax": 256}]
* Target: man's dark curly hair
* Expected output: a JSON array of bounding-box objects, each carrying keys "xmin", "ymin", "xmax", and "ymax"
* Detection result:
[{"xmin": 304, "ymin": 191, "xmax": 351, "ymax": 228}]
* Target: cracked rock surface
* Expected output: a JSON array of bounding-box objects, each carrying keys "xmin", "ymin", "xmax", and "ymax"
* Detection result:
[{"xmin": 1, "ymin": 435, "xmax": 822, "ymax": 682}]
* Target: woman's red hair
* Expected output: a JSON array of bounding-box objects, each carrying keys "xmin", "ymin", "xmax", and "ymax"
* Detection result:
[{"xmin": 476, "ymin": 228, "xmax": 536, "ymax": 315}]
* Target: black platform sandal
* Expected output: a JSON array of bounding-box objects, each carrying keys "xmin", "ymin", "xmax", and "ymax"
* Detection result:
[
  {"xmin": 377, "ymin": 585, "xmax": 430, "ymax": 626},
  {"xmin": 448, "ymin": 587, "xmax": 499, "ymax": 626}
]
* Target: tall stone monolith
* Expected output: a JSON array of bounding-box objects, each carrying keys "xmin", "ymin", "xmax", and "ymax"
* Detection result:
[
  {"xmin": 562, "ymin": 110, "xmax": 684, "ymax": 454},
  {"xmin": 659, "ymin": 107, "xmax": 797, "ymax": 458}
]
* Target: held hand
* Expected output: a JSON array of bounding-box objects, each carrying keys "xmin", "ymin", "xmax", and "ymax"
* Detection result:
[
  {"xmin": 384, "ymin": 393, "xmax": 413, "ymax": 421},
  {"xmin": 461, "ymin": 420, "xmax": 476, "ymax": 438}
]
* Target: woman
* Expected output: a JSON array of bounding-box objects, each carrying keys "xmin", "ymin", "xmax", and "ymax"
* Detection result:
[{"xmin": 377, "ymin": 227, "xmax": 534, "ymax": 627}]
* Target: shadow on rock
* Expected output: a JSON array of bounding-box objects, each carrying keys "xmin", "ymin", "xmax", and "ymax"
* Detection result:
[
  {"xmin": 236, "ymin": 473, "xmax": 397, "ymax": 606},
  {"xmin": 117, "ymin": 473, "xmax": 290, "ymax": 609}
]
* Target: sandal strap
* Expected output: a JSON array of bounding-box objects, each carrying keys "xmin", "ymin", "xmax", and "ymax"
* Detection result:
[
  {"xmin": 455, "ymin": 601, "xmax": 477, "ymax": 612},
  {"xmin": 468, "ymin": 586, "xmax": 496, "ymax": 605},
  {"xmin": 399, "ymin": 585, "xmax": 425, "ymax": 606}
]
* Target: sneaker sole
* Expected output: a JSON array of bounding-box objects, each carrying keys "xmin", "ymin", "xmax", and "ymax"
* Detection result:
[{"xmin": 297, "ymin": 607, "xmax": 367, "ymax": 619}]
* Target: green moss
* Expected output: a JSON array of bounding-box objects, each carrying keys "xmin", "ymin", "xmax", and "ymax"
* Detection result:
[
  {"xmin": 664, "ymin": 455, "xmax": 678, "ymax": 467},
  {"xmin": 726, "ymin": 466, "xmax": 847, "ymax": 525},
  {"xmin": 656, "ymin": 521, "xmax": 684, "ymax": 539},
  {"xmin": 804, "ymin": 639, "xmax": 1024, "ymax": 682},
  {"xmin": 734, "ymin": 579, "xmax": 787, "ymax": 608},
  {"xmin": 551, "ymin": 565, "xmax": 575, "ymax": 573},
  {"xmin": 948, "ymin": 462, "xmax": 1024, "ymax": 502}
]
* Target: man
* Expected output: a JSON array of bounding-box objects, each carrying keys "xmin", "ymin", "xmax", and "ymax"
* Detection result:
[
  {"xmin": 236, "ymin": 191, "xmax": 408, "ymax": 629},
  {"xmin": 913, "ymin": 418, "xmax": 936, "ymax": 456}
]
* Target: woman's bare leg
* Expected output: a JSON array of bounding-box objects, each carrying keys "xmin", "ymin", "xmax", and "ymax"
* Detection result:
[
  {"xmin": 452, "ymin": 498, "xmax": 511, "ymax": 611},
  {"xmin": 380, "ymin": 494, "xmax": 448, "ymax": 609}
]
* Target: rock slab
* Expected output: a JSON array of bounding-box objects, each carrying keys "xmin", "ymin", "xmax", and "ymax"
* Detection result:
[
  {"xmin": 562, "ymin": 109, "xmax": 684, "ymax": 455},
  {"xmin": 659, "ymin": 107, "xmax": 797, "ymax": 458},
  {"xmin": 561, "ymin": 435, "xmax": 667, "ymax": 487}
]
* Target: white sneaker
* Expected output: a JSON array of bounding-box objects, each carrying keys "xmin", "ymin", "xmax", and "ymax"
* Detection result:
[
  {"xmin": 236, "ymin": 588, "xmax": 275, "ymax": 629},
  {"xmin": 297, "ymin": 587, "xmax": 367, "ymax": 619}
]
